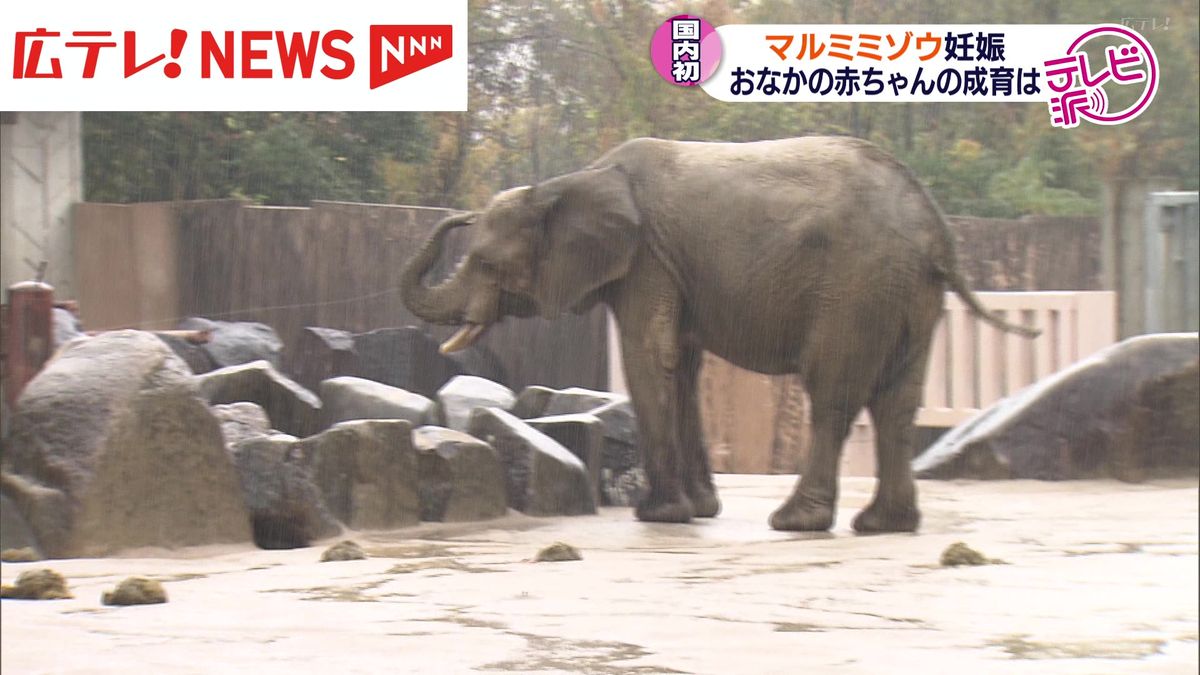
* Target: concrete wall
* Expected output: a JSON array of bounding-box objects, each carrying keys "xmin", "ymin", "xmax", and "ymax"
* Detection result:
[
  {"xmin": 1, "ymin": 112, "xmax": 82, "ymax": 296},
  {"xmin": 1100, "ymin": 178, "xmax": 1180, "ymax": 337}
]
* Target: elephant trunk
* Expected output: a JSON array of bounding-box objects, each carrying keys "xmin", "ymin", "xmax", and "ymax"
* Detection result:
[{"xmin": 400, "ymin": 212, "xmax": 475, "ymax": 326}]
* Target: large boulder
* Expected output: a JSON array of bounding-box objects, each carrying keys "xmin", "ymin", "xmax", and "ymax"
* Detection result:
[
  {"xmin": 230, "ymin": 434, "xmax": 341, "ymax": 549},
  {"xmin": 589, "ymin": 399, "xmax": 644, "ymax": 506},
  {"xmin": 1113, "ymin": 358, "xmax": 1199, "ymax": 480},
  {"xmin": 285, "ymin": 325, "xmax": 509, "ymax": 399},
  {"xmin": 211, "ymin": 402, "xmax": 273, "ymax": 446},
  {"xmin": 467, "ymin": 408, "xmax": 596, "ymax": 517},
  {"xmin": 353, "ymin": 327, "xmax": 465, "ymax": 399},
  {"xmin": 525, "ymin": 414, "xmax": 604, "ymax": 505},
  {"xmin": 2, "ymin": 330, "xmax": 251, "ymax": 557},
  {"xmin": 178, "ymin": 318, "xmax": 284, "ymax": 369},
  {"xmin": 412, "ymin": 426, "xmax": 507, "ymax": 522},
  {"xmin": 197, "ymin": 361, "xmax": 322, "ymax": 438},
  {"xmin": 156, "ymin": 332, "xmax": 217, "ymax": 374},
  {"xmin": 437, "ymin": 376, "xmax": 516, "ymax": 432},
  {"xmin": 320, "ymin": 377, "xmax": 436, "ymax": 427},
  {"xmin": 286, "ymin": 327, "xmax": 358, "ymax": 393},
  {"xmin": 445, "ymin": 342, "xmax": 508, "ymax": 388},
  {"xmin": 0, "ymin": 492, "xmax": 41, "ymax": 555},
  {"xmin": 52, "ymin": 308, "xmax": 83, "ymax": 350},
  {"xmin": 542, "ymin": 387, "xmax": 627, "ymax": 417},
  {"xmin": 914, "ymin": 333, "xmax": 1200, "ymax": 480},
  {"xmin": 512, "ymin": 386, "xmax": 557, "ymax": 419},
  {"xmin": 296, "ymin": 420, "xmax": 419, "ymax": 530}
]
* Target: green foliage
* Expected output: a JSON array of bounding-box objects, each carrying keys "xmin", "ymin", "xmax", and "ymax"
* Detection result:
[
  {"xmin": 84, "ymin": 112, "xmax": 431, "ymax": 206},
  {"xmin": 989, "ymin": 157, "xmax": 1098, "ymax": 216}
]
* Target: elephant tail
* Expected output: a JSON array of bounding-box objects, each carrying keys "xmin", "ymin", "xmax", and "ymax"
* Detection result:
[{"xmin": 934, "ymin": 261, "xmax": 1042, "ymax": 338}]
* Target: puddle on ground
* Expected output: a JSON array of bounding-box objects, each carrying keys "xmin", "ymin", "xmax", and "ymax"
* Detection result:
[
  {"xmin": 385, "ymin": 559, "xmax": 502, "ymax": 575},
  {"xmin": 366, "ymin": 543, "xmax": 461, "ymax": 559},
  {"xmin": 263, "ymin": 578, "xmax": 416, "ymax": 603},
  {"xmin": 993, "ymin": 635, "xmax": 1166, "ymax": 660},
  {"xmin": 480, "ymin": 632, "xmax": 682, "ymax": 674}
]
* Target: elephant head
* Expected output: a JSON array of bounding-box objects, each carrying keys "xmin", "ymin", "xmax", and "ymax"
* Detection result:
[{"xmin": 401, "ymin": 166, "xmax": 641, "ymax": 353}]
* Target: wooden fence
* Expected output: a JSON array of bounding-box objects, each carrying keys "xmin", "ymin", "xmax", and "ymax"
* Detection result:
[{"xmin": 72, "ymin": 200, "xmax": 608, "ymax": 392}]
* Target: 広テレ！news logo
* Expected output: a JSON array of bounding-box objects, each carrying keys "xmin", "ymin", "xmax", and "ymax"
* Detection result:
[{"xmin": 0, "ymin": 0, "xmax": 467, "ymax": 111}]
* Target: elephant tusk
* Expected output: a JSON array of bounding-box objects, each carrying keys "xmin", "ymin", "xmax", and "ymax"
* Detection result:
[{"xmin": 439, "ymin": 323, "xmax": 487, "ymax": 354}]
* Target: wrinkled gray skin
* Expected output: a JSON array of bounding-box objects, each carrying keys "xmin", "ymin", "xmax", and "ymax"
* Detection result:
[{"xmin": 402, "ymin": 137, "xmax": 1037, "ymax": 531}]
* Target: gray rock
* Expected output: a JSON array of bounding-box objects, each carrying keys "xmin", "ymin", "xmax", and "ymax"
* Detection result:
[
  {"xmin": 286, "ymin": 327, "xmax": 357, "ymax": 393},
  {"xmin": 467, "ymin": 408, "xmax": 596, "ymax": 517},
  {"xmin": 353, "ymin": 327, "xmax": 464, "ymax": 399},
  {"xmin": 1115, "ymin": 358, "xmax": 1199, "ymax": 480},
  {"xmin": 555, "ymin": 397, "xmax": 641, "ymax": 506},
  {"xmin": 51, "ymin": 308, "xmax": 82, "ymax": 350},
  {"xmin": 526, "ymin": 414, "xmax": 604, "ymax": 505},
  {"xmin": 179, "ymin": 318, "xmax": 285, "ymax": 370},
  {"xmin": 320, "ymin": 376, "xmax": 436, "ymax": 427},
  {"xmin": 0, "ymin": 473, "xmax": 69, "ymax": 558},
  {"xmin": 230, "ymin": 434, "xmax": 340, "ymax": 549},
  {"xmin": 297, "ymin": 420, "xmax": 419, "ymax": 530},
  {"xmin": 914, "ymin": 333, "xmax": 1200, "ymax": 480},
  {"xmin": 437, "ymin": 376, "xmax": 516, "ymax": 432},
  {"xmin": 602, "ymin": 467, "xmax": 647, "ymax": 507},
  {"xmin": 445, "ymin": 343, "xmax": 508, "ymax": 388},
  {"xmin": 512, "ymin": 386, "xmax": 558, "ymax": 419},
  {"xmin": 197, "ymin": 360, "xmax": 322, "ymax": 438},
  {"xmin": 0, "ymin": 492, "xmax": 41, "ymax": 556},
  {"xmin": 211, "ymin": 402, "xmax": 273, "ymax": 446},
  {"xmin": 156, "ymin": 333, "xmax": 217, "ymax": 374},
  {"xmin": 287, "ymin": 325, "xmax": 510, "ymax": 400},
  {"xmin": 590, "ymin": 399, "xmax": 638, "ymax": 449},
  {"xmin": 2, "ymin": 330, "xmax": 251, "ymax": 557},
  {"xmin": 542, "ymin": 387, "xmax": 628, "ymax": 417},
  {"xmin": 413, "ymin": 426, "xmax": 507, "ymax": 522}
]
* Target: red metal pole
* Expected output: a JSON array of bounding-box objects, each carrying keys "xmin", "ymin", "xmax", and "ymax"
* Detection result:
[{"xmin": 4, "ymin": 280, "xmax": 55, "ymax": 408}]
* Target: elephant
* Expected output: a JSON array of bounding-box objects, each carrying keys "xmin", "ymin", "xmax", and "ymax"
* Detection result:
[{"xmin": 401, "ymin": 136, "xmax": 1038, "ymax": 532}]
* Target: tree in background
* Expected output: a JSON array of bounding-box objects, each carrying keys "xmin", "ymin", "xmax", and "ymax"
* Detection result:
[
  {"xmin": 85, "ymin": 112, "xmax": 431, "ymax": 206},
  {"xmin": 84, "ymin": 0, "xmax": 1198, "ymax": 215}
]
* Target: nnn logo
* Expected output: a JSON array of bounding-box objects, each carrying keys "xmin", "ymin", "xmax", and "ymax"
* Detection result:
[{"xmin": 370, "ymin": 25, "xmax": 452, "ymax": 89}]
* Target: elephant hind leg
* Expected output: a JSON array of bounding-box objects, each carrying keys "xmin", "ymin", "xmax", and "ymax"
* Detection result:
[
  {"xmin": 852, "ymin": 330, "xmax": 930, "ymax": 534},
  {"xmin": 771, "ymin": 336, "xmax": 877, "ymax": 531},
  {"xmin": 677, "ymin": 343, "xmax": 720, "ymax": 517}
]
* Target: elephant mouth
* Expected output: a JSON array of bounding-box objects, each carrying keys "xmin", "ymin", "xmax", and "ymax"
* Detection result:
[{"xmin": 439, "ymin": 322, "xmax": 490, "ymax": 354}]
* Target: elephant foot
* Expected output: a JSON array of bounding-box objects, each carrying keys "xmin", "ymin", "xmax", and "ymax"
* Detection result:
[
  {"xmin": 851, "ymin": 500, "xmax": 920, "ymax": 534},
  {"xmin": 687, "ymin": 483, "xmax": 721, "ymax": 518},
  {"xmin": 636, "ymin": 493, "xmax": 694, "ymax": 523},
  {"xmin": 769, "ymin": 496, "xmax": 835, "ymax": 532}
]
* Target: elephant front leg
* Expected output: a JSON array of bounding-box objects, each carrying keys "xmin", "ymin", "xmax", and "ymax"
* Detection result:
[{"xmin": 616, "ymin": 288, "xmax": 693, "ymax": 523}]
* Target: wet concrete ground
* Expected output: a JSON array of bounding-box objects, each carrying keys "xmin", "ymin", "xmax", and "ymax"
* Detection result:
[{"xmin": 2, "ymin": 475, "xmax": 1197, "ymax": 674}]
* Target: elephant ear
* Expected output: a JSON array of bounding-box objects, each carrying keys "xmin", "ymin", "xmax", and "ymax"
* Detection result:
[{"xmin": 529, "ymin": 166, "xmax": 640, "ymax": 317}]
